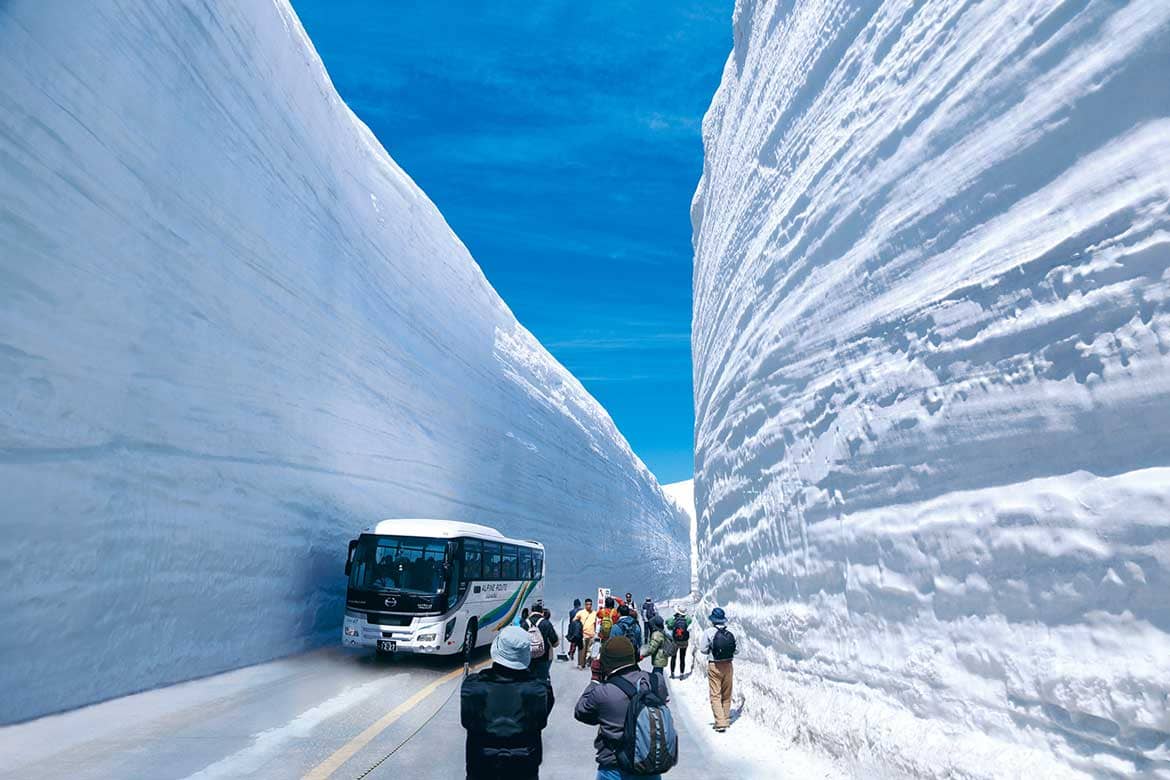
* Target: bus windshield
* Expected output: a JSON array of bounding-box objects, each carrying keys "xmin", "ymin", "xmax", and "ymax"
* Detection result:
[{"xmin": 348, "ymin": 535, "xmax": 449, "ymax": 595}]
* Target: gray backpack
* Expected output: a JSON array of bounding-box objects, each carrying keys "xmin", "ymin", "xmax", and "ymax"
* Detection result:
[{"xmin": 610, "ymin": 674, "xmax": 679, "ymax": 775}]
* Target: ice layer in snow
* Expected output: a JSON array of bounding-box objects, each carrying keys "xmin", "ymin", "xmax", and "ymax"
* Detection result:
[
  {"xmin": 691, "ymin": 1, "xmax": 1170, "ymax": 776},
  {"xmin": 0, "ymin": 0, "xmax": 687, "ymax": 724}
]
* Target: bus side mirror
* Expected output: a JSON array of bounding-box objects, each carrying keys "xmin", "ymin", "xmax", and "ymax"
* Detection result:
[{"xmin": 345, "ymin": 540, "xmax": 357, "ymax": 576}]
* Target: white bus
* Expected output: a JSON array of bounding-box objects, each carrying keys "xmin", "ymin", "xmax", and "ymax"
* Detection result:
[{"xmin": 342, "ymin": 518, "xmax": 545, "ymax": 658}]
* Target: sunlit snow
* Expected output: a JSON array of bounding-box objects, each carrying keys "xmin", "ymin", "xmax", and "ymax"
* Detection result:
[{"xmin": 692, "ymin": 1, "xmax": 1170, "ymax": 776}]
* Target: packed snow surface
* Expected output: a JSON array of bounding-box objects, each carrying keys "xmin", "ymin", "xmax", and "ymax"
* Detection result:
[
  {"xmin": 691, "ymin": 0, "xmax": 1170, "ymax": 777},
  {"xmin": 0, "ymin": 0, "xmax": 687, "ymax": 724}
]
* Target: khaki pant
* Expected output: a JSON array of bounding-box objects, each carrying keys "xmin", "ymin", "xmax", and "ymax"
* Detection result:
[
  {"xmin": 577, "ymin": 636, "xmax": 594, "ymax": 668},
  {"xmin": 707, "ymin": 660, "xmax": 733, "ymax": 728}
]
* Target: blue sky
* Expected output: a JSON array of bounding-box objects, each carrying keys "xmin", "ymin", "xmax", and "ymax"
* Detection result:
[{"xmin": 292, "ymin": 1, "xmax": 732, "ymax": 484}]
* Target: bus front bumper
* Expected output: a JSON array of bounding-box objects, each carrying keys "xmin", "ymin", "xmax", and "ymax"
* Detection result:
[{"xmin": 342, "ymin": 612, "xmax": 457, "ymax": 654}]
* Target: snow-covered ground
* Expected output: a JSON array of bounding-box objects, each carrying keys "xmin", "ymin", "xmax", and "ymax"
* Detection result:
[
  {"xmin": 691, "ymin": 1, "xmax": 1170, "ymax": 777},
  {"xmin": 0, "ymin": 0, "xmax": 687, "ymax": 725}
]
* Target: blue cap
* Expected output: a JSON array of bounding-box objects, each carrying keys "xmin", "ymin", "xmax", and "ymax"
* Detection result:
[{"xmin": 709, "ymin": 607, "xmax": 727, "ymax": 624}]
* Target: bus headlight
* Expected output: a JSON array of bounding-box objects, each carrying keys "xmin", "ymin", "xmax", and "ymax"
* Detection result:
[
  {"xmin": 444, "ymin": 617, "xmax": 457, "ymax": 641},
  {"xmin": 417, "ymin": 633, "xmax": 437, "ymax": 643},
  {"xmin": 344, "ymin": 626, "xmax": 360, "ymax": 637}
]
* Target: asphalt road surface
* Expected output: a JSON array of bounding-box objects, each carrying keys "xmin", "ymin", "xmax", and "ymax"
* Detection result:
[{"xmin": 0, "ymin": 645, "xmax": 743, "ymax": 779}]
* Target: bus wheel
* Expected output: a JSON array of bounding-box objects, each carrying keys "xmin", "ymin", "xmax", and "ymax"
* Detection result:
[{"xmin": 462, "ymin": 621, "xmax": 478, "ymax": 661}]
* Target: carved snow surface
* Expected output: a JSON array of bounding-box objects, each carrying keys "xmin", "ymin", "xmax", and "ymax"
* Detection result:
[
  {"xmin": 0, "ymin": 0, "xmax": 687, "ymax": 723},
  {"xmin": 691, "ymin": 0, "xmax": 1170, "ymax": 776}
]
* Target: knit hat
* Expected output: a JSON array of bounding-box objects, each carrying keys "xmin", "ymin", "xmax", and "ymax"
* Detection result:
[
  {"xmin": 709, "ymin": 607, "xmax": 727, "ymax": 625},
  {"xmin": 600, "ymin": 636, "xmax": 637, "ymax": 676},
  {"xmin": 491, "ymin": 625, "xmax": 532, "ymax": 670},
  {"xmin": 651, "ymin": 614, "xmax": 665, "ymax": 630}
]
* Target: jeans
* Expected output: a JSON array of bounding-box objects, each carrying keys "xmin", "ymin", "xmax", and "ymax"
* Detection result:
[{"xmin": 597, "ymin": 769, "xmax": 660, "ymax": 780}]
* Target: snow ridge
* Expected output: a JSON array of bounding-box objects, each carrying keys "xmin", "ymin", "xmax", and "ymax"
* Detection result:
[
  {"xmin": 0, "ymin": 0, "xmax": 687, "ymax": 724},
  {"xmin": 692, "ymin": 1, "xmax": 1170, "ymax": 776}
]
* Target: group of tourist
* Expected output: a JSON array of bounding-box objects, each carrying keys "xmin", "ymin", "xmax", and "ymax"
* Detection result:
[{"xmin": 460, "ymin": 591, "xmax": 738, "ymax": 780}]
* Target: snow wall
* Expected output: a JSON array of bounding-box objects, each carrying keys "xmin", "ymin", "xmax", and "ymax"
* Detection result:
[
  {"xmin": 692, "ymin": 1, "xmax": 1170, "ymax": 777},
  {"xmin": 0, "ymin": 0, "xmax": 688, "ymax": 724}
]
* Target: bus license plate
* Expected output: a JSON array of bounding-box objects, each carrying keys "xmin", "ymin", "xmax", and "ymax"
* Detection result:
[{"xmin": 378, "ymin": 640, "xmax": 396, "ymax": 652}]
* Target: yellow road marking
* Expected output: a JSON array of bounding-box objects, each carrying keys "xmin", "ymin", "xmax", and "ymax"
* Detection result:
[{"xmin": 302, "ymin": 660, "xmax": 491, "ymax": 780}]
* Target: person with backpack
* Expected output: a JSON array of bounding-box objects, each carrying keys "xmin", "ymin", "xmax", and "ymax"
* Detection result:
[
  {"xmin": 525, "ymin": 604, "xmax": 559, "ymax": 680},
  {"xmin": 566, "ymin": 601, "xmax": 584, "ymax": 664},
  {"xmin": 567, "ymin": 598, "xmax": 583, "ymax": 659},
  {"xmin": 610, "ymin": 603, "xmax": 643, "ymax": 654},
  {"xmin": 668, "ymin": 608, "xmax": 692, "ymax": 679},
  {"xmin": 575, "ymin": 598, "xmax": 598, "ymax": 669},
  {"xmin": 574, "ymin": 635, "xmax": 678, "ymax": 779},
  {"xmin": 643, "ymin": 615, "xmax": 673, "ymax": 687},
  {"xmin": 596, "ymin": 596, "xmax": 619, "ymax": 643},
  {"xmin": 461, "ymin": 625, "xmax": 555, "ymax": 779},
  {"xmin": 641, "ymin": 597, "xmax": 657, "ymax": 640},
  {"xmin": 699, "ymin": 607, "xmax": 737, "ymax": 732}
]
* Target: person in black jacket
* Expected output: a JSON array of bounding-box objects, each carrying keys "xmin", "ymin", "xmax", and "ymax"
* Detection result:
[
  {"xmin": 526, "ymin": 605, "xmax": 559, "ymax": 680},
  {"xmin": 567, "ymin": 598, "xmax": 583, "ymax": 661},
  {"xmin": 461, "ymin": 626, "xmax": 555, "ymax": 780}
]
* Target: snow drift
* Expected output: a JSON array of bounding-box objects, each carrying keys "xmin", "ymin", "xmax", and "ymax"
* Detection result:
[
  {"xmin": 0, "ymin": 0, "xmax": 687, "ymax": 724},
  {"xmin": 691, "ymin": 1, "xmax": 1170, "ymax": 777}
]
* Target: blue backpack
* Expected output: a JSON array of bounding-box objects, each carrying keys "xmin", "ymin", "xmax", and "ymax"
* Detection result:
[{"xmin": 610, "ymin": 674, "xmax": 679, "ymax": 775}]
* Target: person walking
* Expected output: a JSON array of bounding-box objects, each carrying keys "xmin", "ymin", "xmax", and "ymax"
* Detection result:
[
  {"xmin": 641, "ymin": 597, "xmax": 657, "ymax": 640},
  {"xmin": 526, "ymin": 604, "xmax": 559, "ymax": 680},
  {"xmin": 610, "ymin": 603, "xmax": 642, "ymax": 653},
  {"xmin": 566, "ymin": 600, "xmax": 584, "ymax": 663},
  {"xmin": 668, "ymin": 608, "xmax": 692, "ymax": 679},
  {"xmin": 461, "ymin": 625, "xmax": 555, "ymax": 780},
  {"xmin": 700, "ymin": 607, "xmax": 737, "ymax": 732},
  {"xmin": 644, "ymin": 615, "xmax": 672, "ymax": 689},
  {"xmin": 574, "ymin": 636, "xmax": 674, "ymax": 780},
  {"xmin": 575, "ymin": 598, "xmax": 597, "ymax": 669}
]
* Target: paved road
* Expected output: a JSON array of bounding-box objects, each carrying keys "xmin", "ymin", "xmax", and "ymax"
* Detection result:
[{"xmin": 0, "ymin": 646, "xmax": 739, "ymax": 779}]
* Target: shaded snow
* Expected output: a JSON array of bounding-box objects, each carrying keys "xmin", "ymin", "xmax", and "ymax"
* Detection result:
[
  {"xmin": 691, "ymin": 0, "xmax": 1170, "ymax": 777},
  {"xmin": 664, "ymin": 479, "xmax": 699, "ymax": 592},
  {"xmin": 0, "ymin": 0, "xmax": 687, "ymax": 724}
]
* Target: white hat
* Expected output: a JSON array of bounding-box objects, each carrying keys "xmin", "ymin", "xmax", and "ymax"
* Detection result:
[
  {"xmin": 491, "ymin": 625, "xmax": 532, "ymax": 670},
  {"xmin": 677, "ymin": 606, "xmax": 688, "ymax": 615}
]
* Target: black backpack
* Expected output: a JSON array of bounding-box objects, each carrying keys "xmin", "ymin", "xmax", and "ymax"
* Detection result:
[
  {"xmin": 567, "ymin": 617, "xmax": 583, "ymax": 644},
  {"xmin": 671, "ymin": 616, "xmax": 689, "ymax": 642},
  {"xmin": 710, "ymin": 625, "xmax": 736, "ymax": 661},
  {"xmin": 610, "ymin": 674, "xmax": 679, "ymax": 775}
]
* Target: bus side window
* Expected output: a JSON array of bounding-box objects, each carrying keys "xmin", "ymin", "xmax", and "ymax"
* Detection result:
[
  {"xmin": 519, "ymin": 547, "xmax": 532, "ymax": 580},
  {"xmin": 534, "ymin": 550, "xmax": 544, "ymax": 580},
  {"xmin": 463, "ymin": 539, "xmax": 482, "ymax": 582},
  {"xmin": 483, "ymin": 542, "xmax": 502, "ymax": 580},
  {"xmin": 501, "ymin": 545, "xmax": 518, "ymax": 580}
]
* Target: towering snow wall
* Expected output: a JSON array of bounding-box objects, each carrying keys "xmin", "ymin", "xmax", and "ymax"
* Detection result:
[
  {"xmin": 0, "ymin": 0, "xmax": 688, "ymax": 724},
  {"xmin": 692, "ymin": 1, "xmax": 1170, "ymax": 776}
]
